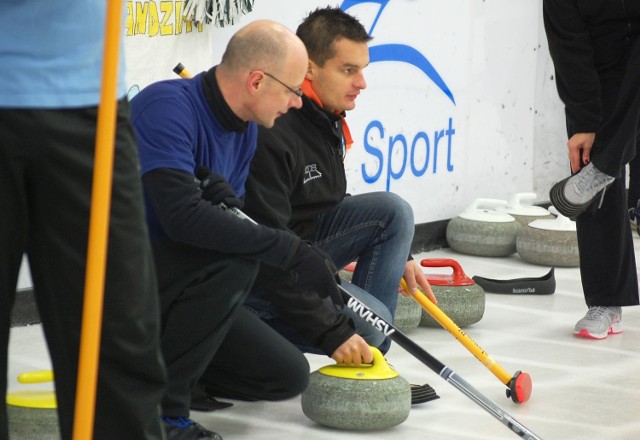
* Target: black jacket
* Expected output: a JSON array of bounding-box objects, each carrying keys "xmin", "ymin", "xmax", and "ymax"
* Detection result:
[
  {"xmin": 243, "ymin": 95, "xmax": 354, "ymax": 355},
  {"xmin": 543, "ymin": 0, "xmax": 640, "ymax": 134}
]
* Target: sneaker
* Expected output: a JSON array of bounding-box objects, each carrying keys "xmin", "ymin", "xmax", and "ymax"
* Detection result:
[
  {"xmin": 550, "ymin": 162, "xmax": 614, "ymax": 218},
  {"xmin": 573, "ymin": 306, "xmax": 622, "ymax": 339},
  {"xmin": 161, "ymin": 416, "xmax": 223, "ymax": 440}
]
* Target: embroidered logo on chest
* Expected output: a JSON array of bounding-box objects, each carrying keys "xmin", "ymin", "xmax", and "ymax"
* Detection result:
[{"xmin": 304, "ymin": 164, "xmax": 322, "ymax": 184}]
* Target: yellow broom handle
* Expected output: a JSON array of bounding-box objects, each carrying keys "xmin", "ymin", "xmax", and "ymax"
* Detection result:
[
  {"xmin": 401, "ymin": 278, "xmax": 512, "ymax": 385},
  {"xmin": 73, "ymin": 0, "xmax": 123, "ymax": 438}
]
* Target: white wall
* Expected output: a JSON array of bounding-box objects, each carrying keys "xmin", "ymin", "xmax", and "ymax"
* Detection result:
[
  {"xmin": 533, "ymin": 0, "xmax": 570, "ymax": 197},
  {"xmin": 124, "ymin": 0, "xmax": 568, "ymax": 223}
]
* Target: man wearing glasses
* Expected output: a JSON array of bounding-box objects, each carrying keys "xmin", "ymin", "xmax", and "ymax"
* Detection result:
[
  {"xmin": 193, "ymin": 6, "xmax": 437, "ymax": 407},
  {"xmin": 130, "ymin": 19, "xmax": 341, "ymax": 440}
]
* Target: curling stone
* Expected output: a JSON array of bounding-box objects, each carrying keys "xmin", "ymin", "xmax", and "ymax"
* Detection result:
[
  {"xmin": 301, "ymin": 347, "xmax": 411, "ymax": 430},
  {"xmin": 393, "ymin": 293, "xmax": 422, "ymax": 332},
  {"xmin": 341, "ymin": 262, "xmax": 421, "ymax": 332},
  {"xmin": 495, "ymin": 192, "xmax": 555, "ymax": 226},
  {"xmin": 516, "ymin": 207, "xmax": 579, "ymax": 267},
  {"xmin": 6, "ymin": 370, "xmax": 60, "ymax": 440},
  {"xmin": 419, "ymin": 259, "xmax": 485, "ymax": 327},
  {"xmin": 446, "ymin": 198, "xmax": 522, "ymax": 257}
]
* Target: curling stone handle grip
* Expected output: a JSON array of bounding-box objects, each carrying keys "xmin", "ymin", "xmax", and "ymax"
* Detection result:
[
  {"xmin": 17, "ymin": 370, "xmax": 54, "ymax": 384},
  {"xmin": 419, "ymin": 258, "xmax": 467, "ymax": 280},
  {"xmin": 549, "ymin": 206, "xmax": 573, "ymax": 224},
  {"xmin": 508, "ymin": 192, "xmax": 537, "ymax": 207}
]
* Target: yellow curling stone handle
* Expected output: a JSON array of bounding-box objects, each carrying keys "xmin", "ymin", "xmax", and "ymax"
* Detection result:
[{"xmin": 318, "ymin": 347, "xmax": 398, "ymax": 380}]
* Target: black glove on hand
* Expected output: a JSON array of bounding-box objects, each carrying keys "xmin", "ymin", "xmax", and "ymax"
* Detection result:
[
  {"xmin": 200, "ymin": 173, "xmax": 242, "ymax": 208},
  {"xmin": 285, "ymin": 241, "xmax": 343, "ymax": 306}
]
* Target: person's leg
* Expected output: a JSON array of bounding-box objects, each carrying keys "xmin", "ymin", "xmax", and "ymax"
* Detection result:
[
  {"xmin": 577, "ymin": 178, "xmax": 639, "ymax": 308},
  {"xmin": 314, "ymin": 192, "xmax": 414, "ymax": 319},
  {"xmin": 573, "ymin": 176, "xmax": 639, "ymax": 339},
  {"xmin": 0, "ymin": 110, "xmax": 30, "ymax": 440},
  {"xmin": 93, "ymin": 103, "xmax": 167, "ymax": 438},
  {"xmin": 197, "ymin": 307, "xmax": 309, "ymax": 402},
  {"xmin": 627, "ymin": 155, "xmax": 640, "ymax": 211},
  {"xmin": 314, "ymin": 192, "xmax": 414, "ymax": 352},
  {"xmin": 152, "ymin": 238, "xmax": 259, "ymax": 418},
  {"xmin": 22, "ymin": 104, "xmax": 167, "ymax": 440}
]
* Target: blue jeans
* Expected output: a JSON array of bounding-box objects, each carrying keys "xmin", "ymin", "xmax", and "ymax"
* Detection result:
[
  {"xmin": 316, "ymin": 192, "xmax": 415, "ymax": 351},
  {"xmin": 247, "ymin": 191, "xmax": 414, "ymax": 354}
]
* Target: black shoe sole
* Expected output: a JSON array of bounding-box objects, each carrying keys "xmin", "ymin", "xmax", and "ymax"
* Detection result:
[{"xmin": 549, "ymin": 176, "xmax": 604, "ymax": 218}]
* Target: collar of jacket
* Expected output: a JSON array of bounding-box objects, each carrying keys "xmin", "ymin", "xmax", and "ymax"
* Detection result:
[
  {"xmin": 301, "ymin": 79, "xmax": 353, "ymax": 150},
  {"xmin": 200, "ymin": 66, "xmax": 248, "ymax": 133}
]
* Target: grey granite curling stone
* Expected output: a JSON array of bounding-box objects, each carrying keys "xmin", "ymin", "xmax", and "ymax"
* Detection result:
[
  {"xmin": 418, "ymin": 259, "xmax": 485, "ymax": 327},
  {"xmin": 495, "ymin": 192, "xmax": 555, "ymax": 226},
  {"xmin": 446, "ymin": 198, "xmax": 522, "ymax": 257},
  {"xmin": 301, "ymin": 347, "xmax": 411, "ymax": 430},
  {"xmin": 6, "ymin": 370, "xmax": 60, "ymax": 440},
  {"xmin": 393, "ymin": 294, "xmax": 422, "ymax": 332},
  {"xmin": 339, "ymin": 263, "xmax": 420, "ymax": 332},
  {"xmin": 516, "ymin": 208, "xmax": 579, "ymax": 267}
]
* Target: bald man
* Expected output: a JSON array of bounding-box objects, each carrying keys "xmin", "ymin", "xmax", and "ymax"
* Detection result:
[{"xmin": 131, "ymin": 20, "xmax": 339, "ymax": 440}]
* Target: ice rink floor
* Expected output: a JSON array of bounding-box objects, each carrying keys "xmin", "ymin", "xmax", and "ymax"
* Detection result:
[{"xmin": 8, "ymin": 235, "xmax": 640, "ymax": 440}]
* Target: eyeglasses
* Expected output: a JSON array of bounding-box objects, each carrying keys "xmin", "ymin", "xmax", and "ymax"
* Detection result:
[{"xmin": 263, "ymin": 71, "xmax": 303, "ymax": 97}]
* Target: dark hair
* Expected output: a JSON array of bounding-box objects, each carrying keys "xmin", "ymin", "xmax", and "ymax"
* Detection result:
[{"xmin": 296, "ymin": 6, "xmax": 372, "ymax": 67}]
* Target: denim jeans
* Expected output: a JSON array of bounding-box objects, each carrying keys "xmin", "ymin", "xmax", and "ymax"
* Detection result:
[
  {"xmin": 315, "ymin": 191, "xmax": 415, "ymax": 351},
  {"xmin": 246, "ymin": 191, "xmax": 414, "ymax": 354}
]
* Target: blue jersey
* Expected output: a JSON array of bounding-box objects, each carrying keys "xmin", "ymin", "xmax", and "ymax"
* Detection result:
[
  {"xmin": 0, "ymin": 1, "xmax": 127, "ymax": 108},
  {"xmin": 130, "ymin": 72, "xmax": 258, "ymax": 238}
]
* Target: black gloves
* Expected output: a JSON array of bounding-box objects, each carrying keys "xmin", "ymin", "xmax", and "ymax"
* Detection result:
[
  {"xmin": 200, "ymin": 172, "xmax": 242, "ymax": 209},
  {"xmin": 285, "ymin": 241, "xmax": 343, "ymax": 306}
]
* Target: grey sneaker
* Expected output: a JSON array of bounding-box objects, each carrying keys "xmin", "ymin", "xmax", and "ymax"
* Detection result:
[
  {"xmin": 550, "ymin": 163, "xmax": 614, "ymax": 218},
  {"xmin": 573, "ymin": 306, "xmax": 622, "ymax": 339}
]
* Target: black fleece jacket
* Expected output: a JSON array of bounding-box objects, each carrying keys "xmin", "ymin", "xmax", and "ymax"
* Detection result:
[
  {"xmin": 543, "ymin": 0, "xmax": 640, "ymax": 134},
  {"xmin": 243, "ymin": 95, "xmax": 354, "ymax": 356}
]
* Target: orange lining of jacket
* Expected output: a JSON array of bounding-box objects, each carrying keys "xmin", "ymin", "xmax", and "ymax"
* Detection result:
[{"xmin": 301, "ymin": 79, "xmax": 353, "ymax": 152}]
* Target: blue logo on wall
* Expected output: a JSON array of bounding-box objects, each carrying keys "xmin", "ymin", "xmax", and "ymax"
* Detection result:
[
  {"xmin": 341, "ymin": 0, "xmax": 455, "ymax": 104},
  {"xmin": 341, "ymin": 0, "xmax": 456, "ymax": 191}
]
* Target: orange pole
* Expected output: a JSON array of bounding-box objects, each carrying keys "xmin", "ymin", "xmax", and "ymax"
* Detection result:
[{"xmin": 73, "ymin": 0, "xmax": 123, "ymax": 438}]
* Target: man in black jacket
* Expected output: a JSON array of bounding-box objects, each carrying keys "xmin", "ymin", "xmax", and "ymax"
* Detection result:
[
  {"xmin": 544, "ymin": 0, "xmax": 640, "ymax": 338},
  {"xmin": 194, "ymin": 6, "xmax": 437, "ymax": 404}
]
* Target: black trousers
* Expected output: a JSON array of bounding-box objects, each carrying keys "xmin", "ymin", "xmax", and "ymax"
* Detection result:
[
  {"xmin": 0, "ymin": 103, "xmax": 166, "ymax": 440},
  {"xmin": 628, "ymin": 156, "xmax": 640, "ymax": 210},
  {"xmin": 151, "ymin": 240, "xmax": 265, "ymax": 417},
  {"xmin": 574, "ymin": 36, "xmax": 640, "ymax": 307},
  {"xmin": 197, "ymin": 306, "xmax": 309, "ymax": 402}
]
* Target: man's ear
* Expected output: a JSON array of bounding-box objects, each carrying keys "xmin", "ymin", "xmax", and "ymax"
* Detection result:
[
  {"xmin": 305, "ymin": 60, "xmax": 317, "ymax": 81},
  {"xmin": 247, "ymin": 70, "xmax": 264, "ymax": 94}
]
